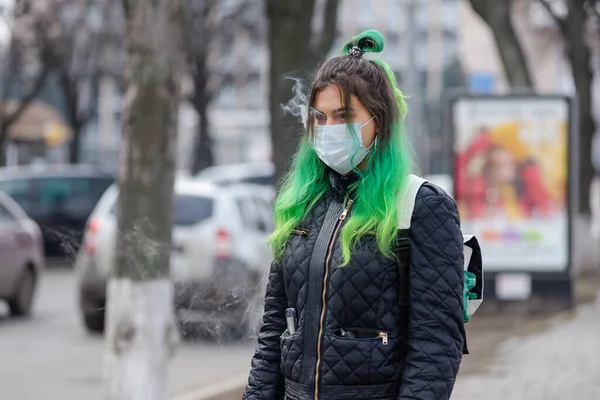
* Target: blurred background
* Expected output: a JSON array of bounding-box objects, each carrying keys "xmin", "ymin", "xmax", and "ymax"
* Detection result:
[{"xmin": 0, "ymin": 0, "xmax": 599, "ymax": 399}]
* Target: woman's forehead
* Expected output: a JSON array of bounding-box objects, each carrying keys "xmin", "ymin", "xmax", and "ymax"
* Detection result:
[{"xmin": 313, "ymin": 85, "xmax": 364, "ymax": 113}]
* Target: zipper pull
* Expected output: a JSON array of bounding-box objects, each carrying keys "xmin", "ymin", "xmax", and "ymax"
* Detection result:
[
  {"xmin": 339, "ymin": 199, "xmax": 354, "ymax": 220},
  {"xmin": 378, "ymin": 332, "xmax": 388, "ymax": 345},
  {"xmin": 340, "ymin": 208, "xmax": 349, "ymax": 221}
]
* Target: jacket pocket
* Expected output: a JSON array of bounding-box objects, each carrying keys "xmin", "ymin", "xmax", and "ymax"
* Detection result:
[
  {"xmin": 321, "ymin": 329, "xmax": 400, "ymax": 385},
  {"xmin": 280, "ymin": 330, "xmax": 302, "ymax": 381}
]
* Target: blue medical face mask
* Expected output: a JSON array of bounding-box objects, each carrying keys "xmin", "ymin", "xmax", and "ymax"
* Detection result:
[{"xmin": 313, "ymin": 116, "xmax": 376, "ymax": 175}]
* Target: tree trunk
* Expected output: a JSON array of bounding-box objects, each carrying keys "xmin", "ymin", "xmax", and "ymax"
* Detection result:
[
  {"xmin": 58, "ymin": 67, "xmax": 84, "ymax": 164},
  {"xmin": 267, "ymin": 0, "xmax": 343, "ymax": 186},
  {"xmin": 0, "ymin": 123, "xmax": 8, "ymax": 166},
  {"xmin": 313, "ymin": 0, "xmax": 340, "ymax": 63},
  {"xmin": 68, "ymin": 121, "xmax": 82, "ymax": 164},
  {"xmin": 563, "ymin": 0, "xmax": 596, "ymax": 215},
  {"xmin": 103, "ymin": 1, "xmax": 185, "ymax": 399},
  {"xmin": 468, "ymin": 0, "xmax": 534, "ymax": 89},
  {"xmin": 190, "ymin": 56, "xmax": 214, "ymax": 175},
  {"xmin": 191, "ymin": 100, "xmax": 213, "ymax": 174}
]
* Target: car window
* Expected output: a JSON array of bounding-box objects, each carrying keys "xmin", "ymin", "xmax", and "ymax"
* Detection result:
[
  {"xmin": 174, "ymin": 195, "xmax": 213, "ymax": 226},
  {"xmin": 0, "ymin": 203, "xmax": 16, "ymax": 226},
  {"xmin": 0, "ymin": 179, "xmax": 32, "ymax": 213},
  {"xmin": 89, "ymin": 177, "xmax": 114, "ymax": 199},
  {"xmin": 236, "ymin": 196, "xmax": 271, "ymax": 233},
  {"xmin": 111, "ymin": 194, "xmax": 213, "ymax": 226},
  {"xmin": 235, "ymin": 197, "xmax": 259, "ymax": 230},
  {"xmin": 34, "ymin": 177, "xmax": 96, "ymax": 216},
  {"xmin": 252, "ymin": 197, "xmax": 268, "ymax": 232},
  {"xmin": 254, "ymin": 197, "xmax": 274, "ymax": 232}
]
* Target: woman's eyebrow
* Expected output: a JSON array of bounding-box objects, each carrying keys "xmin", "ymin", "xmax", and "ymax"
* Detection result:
[
  {"xmin": 310, "ymin": 106, "xmax": 355, "ymax": 115},
  {"xmin": 310, "ymin": 107, "xmax": 326, "ymax": 117},
  {"xmin": 332, "ymin": 107, "xmax": 354, "ymax": 114}
]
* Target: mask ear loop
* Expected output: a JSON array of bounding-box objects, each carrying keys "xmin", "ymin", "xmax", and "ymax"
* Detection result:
[
  {"xmin": 360, "ymin": 116, "xmax": 375, "ymax": 128},
  {"xmin": 367, "ymin": 135, "xmax": 378, "ymax": 151},
  {"xmin": 362, "ymin": 115, "xmax": 378, "ymax": 150},
  {"xmin": 349, "ymin": 116, "xmax": 378, "ymax": 170}
]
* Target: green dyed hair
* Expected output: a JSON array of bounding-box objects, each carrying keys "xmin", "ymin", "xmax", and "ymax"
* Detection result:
[{"xmin": 269, "ymin": 29, "xmax": 414, "ymax": 266}]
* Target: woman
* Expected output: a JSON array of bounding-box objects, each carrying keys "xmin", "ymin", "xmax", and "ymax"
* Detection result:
[
  {"xmin": 243, "ymin": 30, "xmax": 465, "ymax": 400},
  {"xmin": 455, "ymin": 124, "xmax": 554, "ymax": 220}
]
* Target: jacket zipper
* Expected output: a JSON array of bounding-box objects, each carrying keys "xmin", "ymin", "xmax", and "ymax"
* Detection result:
[{"xmin": 313, "ymin": 198, "xmax": 354, "ymax": 400}]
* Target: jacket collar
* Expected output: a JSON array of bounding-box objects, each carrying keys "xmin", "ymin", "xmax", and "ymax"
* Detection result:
[{"xmin": 328, "ymin": 168, "xmax": 361, "ymax": 202}]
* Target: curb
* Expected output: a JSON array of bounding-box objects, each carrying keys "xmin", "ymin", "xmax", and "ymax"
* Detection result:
[{"xmin": 169, "ymin": 373, "xmax": 248, "ymax": 400}]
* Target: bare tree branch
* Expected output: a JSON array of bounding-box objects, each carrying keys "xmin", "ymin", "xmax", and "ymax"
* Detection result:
[
  {"xmin": 537, "ymin": 0, "xmax": 568, "ymax": 35},
  {"xmin": 468, "ymin": 0, "xmax": 533, "ymax": 88},
  {"xmin": 2, "ymin": 67, "xmax": 50, "ymax": 127},
  {"xmin": 587, "ymin": 0, "xmax": 600, "ymax": 22}
]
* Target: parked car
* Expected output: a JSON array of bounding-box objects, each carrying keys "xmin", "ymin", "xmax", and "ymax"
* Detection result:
[
  {"xmin": 0, "ymin": 191, "xmax": 44, "ymax": 317},
  {"xmin": 74, "ymin": 178, "xmax": 275, "ymax": 338},
  {"xmin": 196, "ymin": 162, "xmax": 274, "ymax": 187},
  {"xmin": 0, "ymin": 165, "xmax": 114, "ymax": 259}
]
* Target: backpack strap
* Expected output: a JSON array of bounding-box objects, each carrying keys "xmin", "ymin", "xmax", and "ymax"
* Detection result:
[
  {"xmin": 396, "ymin": 174, "xmax": 479, "ymax": 355},
  {"xmin": 395, "ymin": 174, "xmax": 428, "ymax": 308},
  {"xmin": 398, "ymin": 174, "xmax": 428, "ymax": 229}
]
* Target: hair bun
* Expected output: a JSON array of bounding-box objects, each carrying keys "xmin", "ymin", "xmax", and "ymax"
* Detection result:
[{"xmin": 342, "ymin": 29, "xmax": 385, "ymax": 56}]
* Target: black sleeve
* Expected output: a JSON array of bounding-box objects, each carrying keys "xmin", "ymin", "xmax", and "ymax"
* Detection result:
[
  {"xmin": 242, "ymin": 262, "xmax": 287, "ymax": 400},
  {"xmin": 398, "ymin": 185, "xmax": 465, "ymax": 400}
]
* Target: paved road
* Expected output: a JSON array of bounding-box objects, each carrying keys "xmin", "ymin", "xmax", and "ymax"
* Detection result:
[{"xmin": 0, "ymin": 268, "xmax": 255, "ymax": 400}]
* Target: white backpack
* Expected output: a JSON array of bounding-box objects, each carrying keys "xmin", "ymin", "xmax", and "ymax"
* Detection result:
[{"xmin": 398, "ymin": 174, "xmax": 484, "ymax": 323}]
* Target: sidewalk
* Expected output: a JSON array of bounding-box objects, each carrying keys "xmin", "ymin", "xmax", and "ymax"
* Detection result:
[
  {"xmin": 169, "ymin": 373, "xmax": 247, "ymax": 400},
  {"xmin": 453, "ymin": 293, "xmax": 600, "ymax": 399},
  {"xmin": 167, "ymin": 342, "xmax": 252, "ymax": 400}
]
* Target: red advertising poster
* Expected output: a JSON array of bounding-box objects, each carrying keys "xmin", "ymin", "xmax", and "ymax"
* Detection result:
[{"xmin": 451, "ymin": 96, "xmax": 571, "ymax": 272}]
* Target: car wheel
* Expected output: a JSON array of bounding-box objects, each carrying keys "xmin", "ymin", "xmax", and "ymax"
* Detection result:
[
  {"xmin": 83, "ymin": 309, "xmax": 105, "ymax": 334},
  {"xmin": 8, "ymin": 268, "xmax": 36, "ymax": 317}
]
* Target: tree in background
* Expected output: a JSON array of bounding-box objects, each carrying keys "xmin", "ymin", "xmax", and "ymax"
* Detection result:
[
  {"xmin": 468, "ymin": 0, "xmax": 599, "ymax": 215},
  {"xmin": 467, "ymin": 0, "xmax": 534, "ymax": 89},
  {"xmin": 536, "ymin": 0, "xmax": 598, "ymax": 215},
  {"xmin": 52, "ymin": 0, "xmax": 124, "ymax": 164},
  {"xmin": 102, "ymin": 0, "xmax": 185, "ymax": 398},
  {"xmin": 186, "ymin": 0, "xmax": 262, "ymax": 174},
  {"xmin": 0, "ymin": 0, "xmax": 53, "ymax": 165},
  {"xmin": 0, "ymin": 0, "xmax": 123, "ymax": 165},
  {"xmin": 266, "ymin": 0, "xmax": 339, "ymax": 185}
]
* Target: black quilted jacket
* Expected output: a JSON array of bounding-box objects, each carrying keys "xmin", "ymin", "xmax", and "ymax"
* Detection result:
[{"xmin": 243, "ymin": 174, "xmax": 465, "ymax": 400}]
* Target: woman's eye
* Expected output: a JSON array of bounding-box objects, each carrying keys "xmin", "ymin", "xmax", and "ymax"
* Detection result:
[
  {"xmin": 338, "ymin": 113, "xmax": 346, "ymax": 120},
  {"xmin": 314, "ymin": 115, "xmax": 326, "ymax": 124}
]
